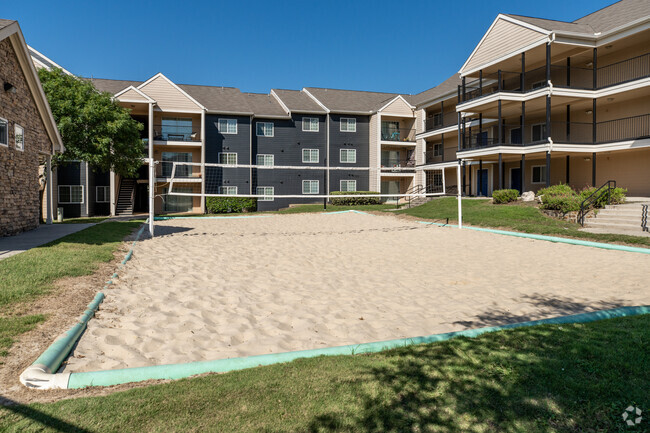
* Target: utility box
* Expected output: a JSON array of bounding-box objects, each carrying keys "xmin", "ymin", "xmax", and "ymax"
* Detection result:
[{"xmin": 57, "ymin": 207, "xmax": 63, "ymax": 223}]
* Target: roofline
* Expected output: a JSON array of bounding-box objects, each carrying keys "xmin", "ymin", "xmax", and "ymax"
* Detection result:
[
  {"xmin": 252, "ymin": 114, "xmax": 292, "ymax": 120},
  {"xmin": 114, "ymin": 85, "xmax": 156, "ymax": 103},
  {"xmin": 206, "ymin": 110, "xmax": 255, "ymax": 116},
  {"xmin": 137, "ymin": 72, "xmax": 206, "ymax": 111},
  {"xmin": 415, "ymin": 89, "xmax": 458, "ymax": 109},
  {"xmin": 302, "ymin": 88, "xmax": 331, "ymax": 113},
  {"xmin": 27, "ymin": 45, "xmax": 73, "ymax": 75},
  {"xmin": 377, "ymin": 94, "xmax": 415, "ymax": 112},
  {"xmin": 2, "ymin": 22, "xmax": 64, "ymax": 154},
  {"xmin": 269, "ymin": 89, "xmax": 291, "ymax": 115}
]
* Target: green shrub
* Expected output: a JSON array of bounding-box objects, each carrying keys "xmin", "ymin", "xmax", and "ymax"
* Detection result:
[
  {"xmin": 579, "ymin": 186, "xmax": 627, "ymax": 208},
  {"xmin": 206, "ymin": 197, "xmax": 257, "ymax": 214},
  {"xmin": 330, "ymin": 191, "xmax": 381, "ymax": 206},
  {"xmin": 492, "ymin": 189, "xmax": 520, "ymax": 204},
  {"xmin": 538, "ymin": 184, "xmax": 580, "ymax": 213}
]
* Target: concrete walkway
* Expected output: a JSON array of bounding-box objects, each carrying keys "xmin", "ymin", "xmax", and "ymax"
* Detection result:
[{"xmin": 0, "ymin": 223, "xmax": 95, "ymax": 261}]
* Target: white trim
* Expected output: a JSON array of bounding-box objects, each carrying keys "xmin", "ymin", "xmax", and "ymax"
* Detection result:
[
  {"xmin": 302, "ymin": 117, "xmax": 319, "ymax": 132},
  {"xmin": 0, "ymin": 117, "xmax": 8, "ymax": 147},
  {"xmin": 256, "ymin": 122, "xmax": 274, "ymax": 137},
  {"xmin": 377, "ymin": 95, "xmax": 416, "ymax": 112},
  {"xmin": 302, "ymin": 179, "xmax": 319, "ymax": 194},
  {"xmin": 217, "ymin": 118, "xmax": 238, "ymax": 134},
  {"xmin": 58, "ymin": 185, "xmax": 84, "ymax": 204},
  {"xmin": 27, "ymin": 45, "xmax": 73, "ymax": 75},
  {"xmin": 302, "ymin": 88, "xmax": 331, "ymax": 113},
  {"xmin": 114, "ymin": 85, "xmax": 155, "ymax": 103},
  {"xmin": 302, "ymin": 148, "xmax": 319, "ymax": 163},
  {"xmin": 218, "ymin": 186, "xmax": 238, "ymax": 195},
  {"xmin": 218, "ymin": 152, "xmax": 238, "ymax": 165},
  {"xmin": 269, "ymin": 90, "xmax": 291, "ymax": 115},
  {"xmin": 339, "ymin": 179, "xmax": 357, "ymax": 192},
  {"xmin": 531, "ymin": 164, "xmax": 547, "ymax": 184},
  {"xmin": 456, "ymin": 87, "xmax": 549, "ymax": 111},
  {"xmin": 137, "ymin": 72, "xmax": 206, "ymax": 110},
  {"xmin": 339, "ymin": 148, "xmax": 357, "ymax": 164},
  {"xmin": 340, "ymin": 117, "xmax": 357, "ymax": 132},
  {"xmin": 256, "ymin": 154, "xmax": 275, "ymax": 166},
  {"xmin": 256, "ymin": 186, "xmax": 274, "ymax": 201},
  {"xmin": 95, "ymin": 185, "xmax": 110, "ymax": 203}
]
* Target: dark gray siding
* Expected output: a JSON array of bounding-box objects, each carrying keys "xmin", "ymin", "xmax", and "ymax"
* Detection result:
[
  {"xmin": 91, "ymin": 168, "xmax": 110, "ymax": 216},
  {"xmin": 329, "ymin": 114, "xmax": 370, "ymax": 192},
  {"xmin": 56, "ymin": 161, "xmax": 87, "ymax": 218},
  {"xmin": 204, "ymin": 114, "xmax": 251, "ymax": 196}
]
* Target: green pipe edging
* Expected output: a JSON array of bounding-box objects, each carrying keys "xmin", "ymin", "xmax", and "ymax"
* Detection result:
[
  {"xmin": 155, "ymin": 215, "xmax": 271, "ymax": 221},
  {"xmin": 66, "ymin": 305, "xmax": 649, "ymax": 389},
  {"xmin": 417, "ymin": 221, "xmax": 650, "ymax": 255},
  {"xmin": 27, "ymin": 221, "xmax": 148, "ymax": 377}
]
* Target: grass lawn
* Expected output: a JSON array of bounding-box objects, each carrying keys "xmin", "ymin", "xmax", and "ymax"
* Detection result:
[
  {"xmin": 0, "ymin": 221, "xmax": 143, "ymax": 358},
  {"xmin": 399, "ymin": 197, "xmax": 650, "ymax": 248},
  {"xmin": 53, "ymin": 217, "xmax": 109, "ymax": 224},
  {"xmin": 1, "ymin": 314, "xmax": 647, "ymax": 432}
]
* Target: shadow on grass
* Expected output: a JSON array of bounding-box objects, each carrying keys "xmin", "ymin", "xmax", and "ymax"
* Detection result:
[
  {"xmin": 33, "ymin": 221, "xmax": 145, "ymax": 248},
  {"xmin": 308, "ymin": 314, "xmax": 649, "ymax": 432},
  {"xmin": 0, "ymin": 397, "xmax": 92, "ymax": 433}
]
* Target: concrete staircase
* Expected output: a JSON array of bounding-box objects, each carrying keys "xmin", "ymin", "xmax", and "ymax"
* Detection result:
[
  {"xmin": 408, "ymin": 196, "xmax": 432, "ymax": 207},
  {"xmin": 115, "ymin": 179, "xmax": 135, "ymax": 216},
  {"xmin": 583, "ymin": 202, "xmax": 649, "ymax": 235}
]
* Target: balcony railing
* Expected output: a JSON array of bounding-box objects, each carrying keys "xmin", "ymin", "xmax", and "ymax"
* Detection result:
[
  {"xmin": 424, "ymin": 111, "xmax": 457, "ymax": 132},
  {"xmin": 380, "ymin": 159, "xmax": 416, "ymax": 171},
  {"xmin": 153, "ymin": 124, "xmax": 200, "ymax": 142},
  {"xmin": 380, "ymin": 128, "xmax": 416, "ymax": 142},
  {"xmin": 424, "ymin": 151, "xmax": 443, "ymax": 164},
  {"xmin": 460, "ymin": 52, "xmax": 650, "ymax": 103}
]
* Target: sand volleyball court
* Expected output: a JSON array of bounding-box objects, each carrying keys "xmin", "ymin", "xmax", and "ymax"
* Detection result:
[{"xmin": 63, "ymin": 212, "xmax": 649, "ymax": 372}]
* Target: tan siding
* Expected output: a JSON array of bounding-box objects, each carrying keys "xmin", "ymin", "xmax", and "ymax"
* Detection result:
[
  {"xmin": 369, "ymin": 114, "xmax": 379, "ymax": 191},
  {"xmin": 139, "ymin": 76, "xmax": 202, "ymax": 112},
  {"xmin": 117, "ymin": 88, "xmax": 150, "ymax": 102},
  {"xmin": 463, "ymin": 18, "xmax": 547, "ymax": 73},
  {"xmin": 381, "ymin": 98, "xmax": 414, "ymax": 117}
]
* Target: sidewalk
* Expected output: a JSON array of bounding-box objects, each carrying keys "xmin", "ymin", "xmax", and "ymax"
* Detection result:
[{"xmin": 0, "ymin": 223, "xmax": 95, "ymax": 261}]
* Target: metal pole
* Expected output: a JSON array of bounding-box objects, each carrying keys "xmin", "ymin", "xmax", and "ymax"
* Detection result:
[
  {"xmin": 323, "ymin": 157, "xmax": 327, "ymax": 210},
  {"xmin": 148, "ymin": 102, "xmax": 154, "ymax": 237},
  {"xmin": 45, "ymin": 155, "xmax": 53, "ymax": 224},
  {"xmin": 457, "ymin": 159, "xmax": 462, "ymax": 229}
]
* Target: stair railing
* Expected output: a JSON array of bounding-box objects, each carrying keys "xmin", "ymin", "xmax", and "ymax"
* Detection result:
[
  {"xmin": 642, "ymin": 204, "xmax": 648, "ymax": 232},
  {"xmin": 405, "ymin": 184, "xmax": 425, "ymax": 208},
  {"xmin": 577, "ymin": 180, "xmax": 616, "ymax": 226}
]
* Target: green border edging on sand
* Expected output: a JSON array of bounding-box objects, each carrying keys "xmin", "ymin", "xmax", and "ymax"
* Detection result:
[
  {"xmin": 155, "ymin": 215, "xmax": 271, "ymax": 221},
  {"xmin": 417, "ymin": 221, "xmax": 650, "ymax": 254},
  {"xmin": 65, "ymin": 305, "xmax": 650, "ymax": 389}
]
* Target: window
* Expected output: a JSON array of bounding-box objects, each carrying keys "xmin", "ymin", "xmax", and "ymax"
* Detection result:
[
  {"xmin": 510, "ymin": 128, "xmax": 522, "ymax": 145},
  {"xmin": 218, "ymin": 118, "xmax": 237, "ymax": 134},
  {"xmin": 163, "ymin": 186, "xmax": 193, "ymax": 212},
  {"xmin": 340, "ymin": 180, "xmax": 357, "ymax": 192},
  {"xmin": 302, "ymin": 117, "xmax": 319, "ymax": 132},
  {"xmin": 340, "ymin": 149, "xmax": 357, "ymax": 163},
  {"xmin": 218, "ymin": 152, "xmax": 238, "ymax": 165},
  {"xmin": 14, "ymin": 124, "xmax": 24, "ymax": 151},
  {"xmin": 302, "ymin": 148, "xmax": 319, "ymax": 163},
  {"xmin": 161, "ymin": 117, "xmax": 193, "ymax": 141},
  {"xmin": 532, "ymin": 124, "xmax": 547, "ymax": 142},
  {"xmin": 162, "ymin": 152, "xmax": 192, "ymax": 177},
  {"xmin": 0, "ymin": 118, "xmax": 7, "ymax": 146},
  {"xmin": 433, "ymin": 143, "xmax": 442, "ymax": 157},
  {"xmin": 302, "ymin": 180, "xmax": 319, "ymax": 194},
  {"xmin": 256, "ymin": 122, "xmax": 274, "ymax": 137},
  {"xmin": 58, "ymin": 185, "xmax": 84, "ymax": 204},
  {"xmin": 257, "ymin": 154, "xmax": 274, "ymax": 166},
  {"xmin": 381, "ymin": 121, "xmax": 400, "ymax": 140},
  {"xmin": 219, "ymin": 186, "xmax": 238, "ymax": 195},
  {"xmin": 425, "ymin": 171, "xmax": 443, "ymax": 192},
  {"xmin": 96, "ymin": 186, "xmax": 110, "ymax": 203},
  {"xmin": 532, "ymin": 166, "xmax": 547, "ymax": 184},
  {"xmin": 340, "ymin": 118, "xmax": 356, "ymax": 132},
  {"xmin": 256, "ymin": 186, "xmax": 274, "ymax": 201}
]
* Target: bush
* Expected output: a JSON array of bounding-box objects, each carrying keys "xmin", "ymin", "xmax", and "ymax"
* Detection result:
[
  {"xmin": 492, "ymin": 189, "xmax": 520, "ymax": 204},
  {"xmin": 579, "ymin": 186, "xmax": 627, "ymax": 208},
  {"xmin": 206, "ymin": 197, "xmax": 257, "ymax": 214},
  {"xmin": 330, "ymin": 191, "xmax": 381, "ymax": 206},
  {"xmin": 538, "ymin": 184, "xmax": 580, "ymax": 214}
]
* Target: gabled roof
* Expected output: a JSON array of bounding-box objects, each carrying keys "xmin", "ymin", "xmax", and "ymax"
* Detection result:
[
  {"xmin": 504, "ymin": 15, "xmax": 594, "ymax": 34},
  {"xmin": 179, "ymin": 84, "xmax": 253, "ymax": 115},
  {"xmin": 242, "ymin": 93, "xmax": 289, "ymax": 118},
  {"xmin": 271, "ymin": 89, "xmax": 327, "ymax": 114},
  {"xmin": 409, "ymin": 74, "xmax": 461, "ymax": 107},
  {"xmin": 303, "ymin": 87, "xmax": 402, "ymax": 114},
  {"xmin": 91, "ymin": 78, "xmax": 142, "ymax": 95},
  {"xmin": 0, "ymin": 19, "xmax": 14, "ymax": 31},
  {"xmin": 574, "ymin": 0, "xmax": 650, "ymax": 33}
]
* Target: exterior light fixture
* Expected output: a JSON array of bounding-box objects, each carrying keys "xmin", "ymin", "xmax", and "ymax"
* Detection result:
[{"xmin": 3, "ymin": 82, "xmax": 16, "ymax": 93}]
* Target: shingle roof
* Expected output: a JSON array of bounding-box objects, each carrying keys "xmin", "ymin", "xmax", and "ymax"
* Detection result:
[
  {"xmin": 0, "ymin": 19, "xmax": 15, "ymax": 32},
  {"xmin": 303, "ymin": 87, "xmax": 402, "ymax": 113},
  {"xmin": 574, "ymin": 0, "xmax": 650, "ymax": 33},
  {"xmin": 90, "ymin": 78, "xmax": 142, "ymax": 95},
  {"xmin": 242, "ymin": 92, "xmax": 289, "ymax": 118},
  {"xmin": 179, "ymin": 84, "xmax": 252, "ymax": 114},
  {"xmin": 272, "ymin": 89, "xmax": 327, "ymax": 113},
  {"xmin": 505, "ymin": 15, "xmax": 594, "ymax": 34},
  {"xmin": 409, "ymin": 74, "xmax": 461, "ymax": 107}
]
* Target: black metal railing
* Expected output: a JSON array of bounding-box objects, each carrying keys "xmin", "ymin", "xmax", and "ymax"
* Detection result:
[
  {"xmin": 642, "ymin": 204, "xmax": 648, "ymax": 232},
  {"xmin": 153, "ymin": 124, "xmax": 200, "ymax": 142},
  {"xmin": 425, "ymin": 112, "xmax": 457, "ymax": 132},
  {"xmin": 577, "ymin": 180, "xmax": 616, "ymax": 226},
  {"xmin": 424, "ymin": 151, "xmax": 443, "ymax": 164},
  {"xmin": 380, "ymin": 159, "xmax": 416, "ymax": 170},
  {"xmin": 552, "ymin": 114, "xmax": 650, "ymax": 144},
  {"xmin": 598, "ymin": 52, "xmax": 650, "ymax": 88},
  {"xmin": 380, "ymin": 128, "xmax": 416, "ymax": 142}
]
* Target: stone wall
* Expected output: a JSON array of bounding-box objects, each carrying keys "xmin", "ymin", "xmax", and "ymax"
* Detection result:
[{"xmin": 0, "ymin": 37, "xmax": 54, "ymax": 236}]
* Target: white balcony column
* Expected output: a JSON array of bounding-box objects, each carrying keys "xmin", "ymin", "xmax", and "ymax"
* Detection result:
[
  {"xmin": 109, "ymin": 171, "xmax": 116, "ymax": 216},
  {"xmin": 200, "ymin": 110, "xmax": 206, "ymax": 212},
  {"xmin": 45, "ymin": 154, "xmax": 53, "ymax": 224},
  {"xmin": 148, "ymin": 102, "xmax": 154, "ymax": 236}
]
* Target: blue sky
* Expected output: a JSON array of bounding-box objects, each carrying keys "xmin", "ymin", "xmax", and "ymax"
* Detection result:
[{"xmin": 15, "ymin": 0, "xmax": 614, "ymax": 95}]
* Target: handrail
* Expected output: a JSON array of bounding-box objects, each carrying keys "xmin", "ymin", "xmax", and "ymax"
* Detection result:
[
  {"xmin": 577, "ymin": 180, "xmax": 616, "ymax": 226},
  {"xmin": 405, "ymin": 184, "xmax": 425, "ymax": 208},
  {"xmin": 642, "ymin": 204, "xmax": 648, "ymax": 232}
]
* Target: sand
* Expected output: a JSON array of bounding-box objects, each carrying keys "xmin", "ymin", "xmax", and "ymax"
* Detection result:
[{"xmin": 63, "ymin": 212, "xmax": 649, "ymax": 372}]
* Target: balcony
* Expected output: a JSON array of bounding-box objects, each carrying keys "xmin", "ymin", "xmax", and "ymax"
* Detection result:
[
  {"xmin": 460, "ymin": 52, "xmax": 650, "ymax": 104},
  {"xmin": 424, "ymin": 151, "xmax": 443, "ymax": 164},
  {"xmin": 380, "ymin": 158, "xmax": 416, "ymax": 172},
  {"xmin": 424, "ymin": 111, "xmax": 457, "ymax": 132},
  {"xmin": 380, "ymin": 128, "xmax": 416, "ymax": 142},
  {"xmin": 153, "ymin": 124, "xmax": 201, "ymax": 143}
]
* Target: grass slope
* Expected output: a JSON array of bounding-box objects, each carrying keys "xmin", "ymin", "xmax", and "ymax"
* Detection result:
[
  {"xmin": 0, "ymin": 314, "xmax": 647, "ymax": 432},
  {"xmin": 0, "ymin": 221, "xmax": 142, "ymax": 358},
  {"xmin": 399, "ymin": 197, "xmax": 650, "ymax": 247}
]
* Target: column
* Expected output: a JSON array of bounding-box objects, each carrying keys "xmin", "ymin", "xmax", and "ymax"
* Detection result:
[
  {"xmin": 498, "ymin": 100, "xmax": 502, "ymax": 145},
  {"xmin": 546, "ymin": 151, "xmax": 551, "ymax": 187},
  {"xmin": 498, "ymin": 153, "xmax": 503, "ymax": 190},
  {"xmin": 592, "ymin": 152, "xmax": 597, "ymax": 186},
  {"xmin": 521, "ymin": 154, "xmax": 526, "ymax": 193},
  {"xmin": 478, "ymin": 159, "xmax": 483, "ymax": 196}
]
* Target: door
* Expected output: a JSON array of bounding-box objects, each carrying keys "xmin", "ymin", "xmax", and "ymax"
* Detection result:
[
  {"xmin": 511, "ymin": 168, "xmax": 522, "ymax": 193},
  {"xmin": 381, "ymin": 180, "xmax": 400, "ymax": 204},
  {"xmin": 476, "ymin": 169, "xmax": 488, "ymax": 196}
]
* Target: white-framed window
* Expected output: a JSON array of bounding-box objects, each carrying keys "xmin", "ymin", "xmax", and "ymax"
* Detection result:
[
  {"xmin": 532, "ymin": 166, "xmax": 547, "ymax": 184},
  {"xmin": 302, "ymin": 148, "xmax": 319, "ymax": 163},
  {"xmin": 218, "ymin": 118, "xmax": 237, "ymax": 134},
  {"xmin": 14, "ymin": 124, "xmax": 24, "ymax": 151},
  {"xmin": 340, "ymin": 148, "xmax": 357, "ymax": 163},
  {"xmin": 219, "ymin": 186, "xmax": 238, "ymax": 195},
  {"xmin": 0, "ymin": 118, "xmax": 8, "ymax": 146},
  {"xmin": 340, "ymin": 118, "xmax": 356, "ymax": 132},
  {"xmin": 256, "ymin": 154, "xmax": 274, "ymax": 166},
  {"xmin": 340, "ymin": 180, "xmax": 357, "ymax": 192},
  {"xmin": 302, "ymin": 180, "xmax": 319, "ymax": 194},
  {"xmin": 532, "ymin": 124, "xmax": 547, "ymax": 142},
  {"xmin": 302, "ymin": 117, "xmax": 319, "ymax": 132},
  {"xmin": 58, "ymin": 185, "xmax": 84, "ymax": 204},
  {"xmin": 256, "ymin": 122, "xmax": 274, "ymax": 137},
  {"xmin": 96, "ymin": 186, "xmax": 110, "ymax": 203},
  {"xmin": 256, "ymin": 186, "xmax": 274, "ymax": 201},
  {"xmin": 218, "ymin": 152, "xmax": 238, "ymax": 165}
]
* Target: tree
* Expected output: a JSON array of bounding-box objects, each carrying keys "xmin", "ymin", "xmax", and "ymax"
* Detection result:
[{"xmin": 38, "ymin": 68, "xmax": 144, "ymax": 177}]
